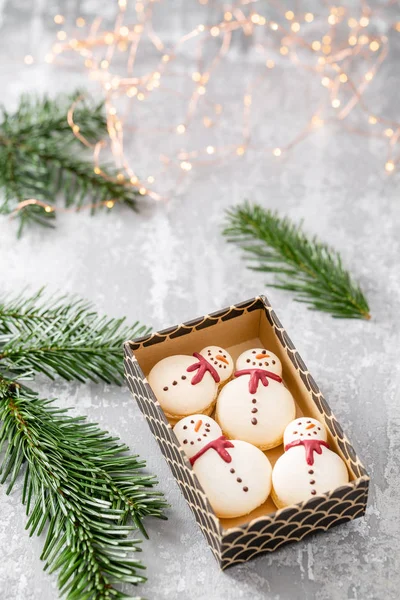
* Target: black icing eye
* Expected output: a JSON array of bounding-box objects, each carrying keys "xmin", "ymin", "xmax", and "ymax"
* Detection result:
[
  {"xmin": 219, "ymin": 350, "xmax": 222, "ymax": 353},
  {"xmin": 262, "ymin": 350, "xmax": 267, "ymax": 354},
  {"xmin": 298, "ymin": 422, "xmax": 302, "ymax": 425},
  {"xmin": 293, "ymin": 431, "xmax": 298, "ymax": 434},
  {"xmin": 183, "ymin": 439, "xmax": 187, "ymax": 444},
  {"xmin": 223, "ymin": 354, "xmax": 226, "ymax": 358},
  {"xmin": 246, "ymin": 359, "xmax": 250, "ymax": 363},
  {"xmin": 183, "ymin": 426, "xmax": 187, "ymax": 430},
  {"xmin": 190, "ymin": 420, "xmax": 194, "ymax": 424},
  {"xmin": 318, "ymin": 427, "xmax": 321, "ymax": 431},
  {"xmin": 307, "ymin": 420, "xmax": 311, "ymax": 424},
  {"xmin": 252, "ymin": 350, "xmax": 256, "ymax": 354}
]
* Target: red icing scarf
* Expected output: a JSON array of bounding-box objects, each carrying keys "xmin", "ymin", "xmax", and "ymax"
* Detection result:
[
  {"xmin": 284, "ymin": 439, "xmax": 329, "ymax": 465},
  {"xmin": 234, "ymin": 368, "xmax": 282, "ymax": 394},
  {"xmin": 190, "ymin": 435, "xmax": 234, "ymax": 466},
  {"xmin": 187, "ymin": 352, "xmax": 220, "ymax": 385}
]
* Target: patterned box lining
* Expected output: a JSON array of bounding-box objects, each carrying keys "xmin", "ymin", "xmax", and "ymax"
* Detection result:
[{"xmin": 124, "ymin": 296, "xmax": 369, "ymax": 568}]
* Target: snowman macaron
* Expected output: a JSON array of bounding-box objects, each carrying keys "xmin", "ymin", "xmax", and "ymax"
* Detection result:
[
  {"xmin": 215, "ymin": 348, "xmax": 296, "ymax": 450},
  {"xmin": 148, "ymin": 346, "xmax": 234, "ymax": 422},
  {"xmin": 271, "ymin": 417, "xmax": 349, "ymax": 508},
  {"xmin": 174, "ymin": 415, "xmax": 272, "ymax": 518}
]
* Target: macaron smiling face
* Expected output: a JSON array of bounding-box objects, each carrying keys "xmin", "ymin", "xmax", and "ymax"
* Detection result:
[
  {"xmin": 199, "ymin": 346, "xmax": 234, "ymax": 382},
  {"xmin": 283, "ymin": 417, "xmax": 328, "ymax": 446},
  {"xmin": 236, "ymin": 348, "xmax": 282, "ymax": 376},
  {"xmin": 173, "ymin": 414, "xmax": 222, "ymax": 459}
]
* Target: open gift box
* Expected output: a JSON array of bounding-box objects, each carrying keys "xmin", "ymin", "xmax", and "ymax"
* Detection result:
[{"xmin": 124, "ymin": 296, "xmax": 369, "ymax": 569}]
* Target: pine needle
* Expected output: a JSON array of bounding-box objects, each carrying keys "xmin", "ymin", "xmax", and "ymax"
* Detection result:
[
  {"xmin": 0, "ymin": 91, "xmax": 140, "ymax": 236},
  {"xmin": 223, "ymin": 202, "xmax": 371, "ymax": 320},
  {"xmin": 0, "ymin": 290, "xmax": 166, "ymax": 599},
  {"xmin": 0, "ymin": 289, "xmax": 150, "ymax": 383},
  {"xmin": 0, "ymin": 379, "xmax": 167, "ymax": 600}
]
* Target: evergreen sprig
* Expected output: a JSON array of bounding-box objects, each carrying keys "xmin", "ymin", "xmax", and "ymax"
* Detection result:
[
  {"xmin": 0, "ymin": 289, "xmax": 150, "ymax": 383},
  {"xmin": 0, "ymin": 91, "xmax": 140, "ymax": 236},
  {"xmin": 0, "ymin": 290, "xmax": 166, "ymax": 599},
  {"xmin": 223, "ymin": 203, "xmax": 370, "ymax": 320}
]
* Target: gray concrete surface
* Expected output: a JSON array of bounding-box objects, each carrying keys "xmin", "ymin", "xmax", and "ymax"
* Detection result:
[{"xmin": 0, "ymin": 1, "xmax": 399, "ymax": 599}]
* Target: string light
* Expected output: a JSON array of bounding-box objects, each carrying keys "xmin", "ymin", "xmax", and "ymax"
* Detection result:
[
  {"xmin": 29, "ymin": 0, "xmax": 399, "ymax": 215},
  {"xmin": 385, "ymin": 161, "xmax": 395, "ymax": 172}
]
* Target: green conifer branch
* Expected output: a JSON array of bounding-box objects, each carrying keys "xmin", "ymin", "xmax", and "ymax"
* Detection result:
[
  {"xmin": 0, "ymin": 289, "xmax": 150, "ymax": 383},
  {"xmin": 223, "ymin": 202, "xmax": 371, "ymax": 320},
  {"xmin": 0, "ymin": 91, "xmax": 140, "ymax": 236},
  {"xmin": 0, "ymin": 379, "xmax": 166, "ymax": 599},
  {"xmin": 0, "ymin": 290, "xmax": 166, "ymax": 599}
]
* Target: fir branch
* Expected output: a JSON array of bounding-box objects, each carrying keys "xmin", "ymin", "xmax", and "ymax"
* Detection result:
[
  {"xmin": 223, "ymin": 203, "xmax": 370, "ymax": 320},
  {"xmin": 0, "ymin": 378, "xmax": 166, "ymax": 599},
  {"xmin": 0, "ymin": 289, "xmax": 150, "ymax": 383},
  {"xmin": 0, "ymin": 91, "xmax": 140, "ymax": 236}
]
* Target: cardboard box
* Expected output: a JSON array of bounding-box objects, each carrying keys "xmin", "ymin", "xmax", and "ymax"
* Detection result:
[{"xmin": 124, "ymin": 296, "xmax": 369, "ymax": 569}]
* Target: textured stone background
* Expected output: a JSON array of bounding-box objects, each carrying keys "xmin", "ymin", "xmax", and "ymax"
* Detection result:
[{"xmin": 0, "ymin": 1, "xmax": 399, "ymax": 599}]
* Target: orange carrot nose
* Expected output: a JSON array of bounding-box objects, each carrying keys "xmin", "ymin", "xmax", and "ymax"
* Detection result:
[
  {"xmin": 306, "ymin": 423, "xmax": 315, "ymax": 430},
  {"xmin": 194, "ymin": 419, "xmax": 203, "ymax": 432},
  {"xmin": 216, "ymin": 354, "xmax": 229, "ymax": 365},
  {"xmin": 256, "ymin": 353, "xmax": 270, "ymax": 359}
]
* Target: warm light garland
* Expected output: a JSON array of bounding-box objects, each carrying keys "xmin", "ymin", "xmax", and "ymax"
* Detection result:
[{"xmin": 20, "ymin": 0, "xmax": 400, "ymax": 215}]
